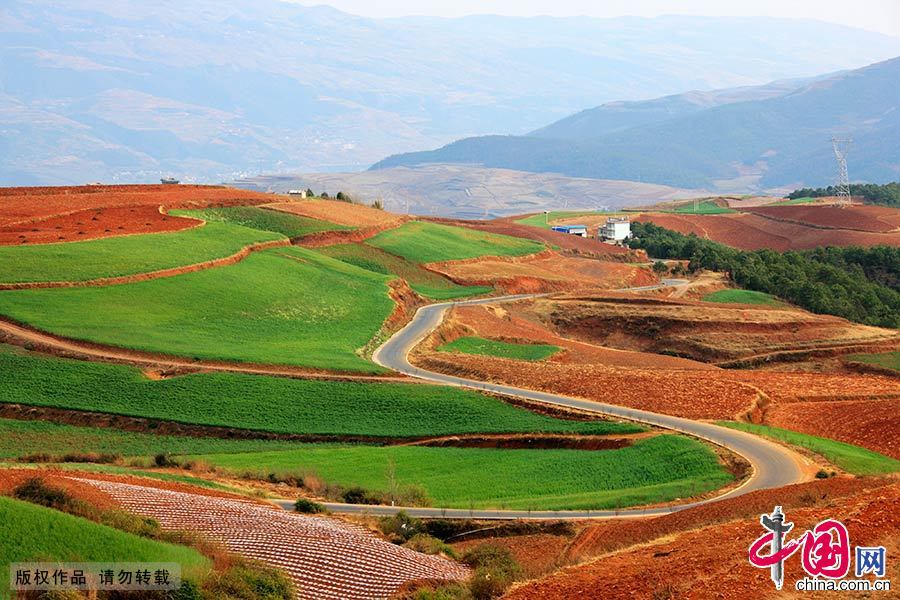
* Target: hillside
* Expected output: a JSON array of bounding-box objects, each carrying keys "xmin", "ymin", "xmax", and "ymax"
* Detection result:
[
  {"xmin": 374, "ymin": 57, "xmax": 900, "ymax": 191},
  {"xmin": 6, "ymin": 1, "xmax": 900, "ymax": 185}
]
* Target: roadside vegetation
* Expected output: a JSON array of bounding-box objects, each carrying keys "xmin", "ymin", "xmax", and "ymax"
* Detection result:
[
  {"xmin": 788, "ymin": 182, "xmax": 900, "ymax": 207},
  {"xmin": 0, "ymin": 247, "xmax": 395, "ymax": 372},
  {"xmin": 368, "ymin": 221, "xmax": 544, "ymax": 263},
  {"xmin": 0, "ymin": 220, "xmax": 283, "ymax": 283},
  {"xmin": 174, "ymin": 206, "xmax": 351, "ymax": 238},
  {"xmin": 438, "ymin": 337, "xmax": 561, "ymax": 361},
  {"xmin": 719, "ymin": 422, "xmax": 900, "ymax": 476},
  {"xmin": 628, "ymin": 221, "xmax": 900, "ymax": 327},
  {"xmin": 702, "ymin": 289, "xmax": 782, "ymax": 305},
  {"xmin": 186, "ymin": 434, "xmax": 732, "ymax": 510},
  {"xmin": 0, "ymin": 346, "xmax": 641, "ymax": 438},
  {"xmin": 317, "ymin": 242, "xmax": 491, "ymax": 299},
  {"xmin": 845, "ymin": 350, "xmax": 900, "ymax": 372}
]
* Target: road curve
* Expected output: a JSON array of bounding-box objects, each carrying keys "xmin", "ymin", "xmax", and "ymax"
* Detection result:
[{"xmin": 301, "ymin": 291, "xmax": 809, "ymax": 520}]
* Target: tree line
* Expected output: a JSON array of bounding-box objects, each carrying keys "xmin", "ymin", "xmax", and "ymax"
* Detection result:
[
  {"xmin": 787, "ymin": 182, "xmax": 900, "ymax": 207},
  {"xmin": 627, "ymin": 222, "xmax": 900, "ymax": 328}
]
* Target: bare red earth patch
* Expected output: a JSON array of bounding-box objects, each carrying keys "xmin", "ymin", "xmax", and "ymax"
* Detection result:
[{"xmin": 746, "ymin": 205, "xmax": 898, "ymax": 233}]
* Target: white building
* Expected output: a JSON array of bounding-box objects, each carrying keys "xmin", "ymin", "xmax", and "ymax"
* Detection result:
[
  {"xmin": 600, "ymin": 217, "xmax": 631, "ymax": 242},
  {"xmin": 551, "ymin": 224, "xmax": 588, "ymax": 237},
  {"xmin": 287, "ymin": 189, "xmax": 307, "ymax": 198}
]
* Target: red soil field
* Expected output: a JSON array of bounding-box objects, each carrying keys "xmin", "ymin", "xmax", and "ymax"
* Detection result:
[
  {"xmin": 74, "ymin": 477, "xmax": 469, "ymax": 600},
  {"xmin": 427, "ymin": 251, "xmax": 657, "ymax": 294},
  {"xmin": 746, "ymin": 205, "xmax": 899, "ymax": 233},
  {"xmin": 452, "ymin": 534, "xmax": 571, "ymax": 578},
  {"xmin": 508, "ymin": 479, "xmax": 900, "ymax": 600},
  {"xmin": 0, "ymin": 184, "xmax": 274, "ymax": 245},
  {"xmin": 267, "ymin": 199, "xmax": 406, "ymax": 228},
  {"xmin": 634, "ymin": 211, "xmax": 900, "ymax": 251},
  {"xmin": 766, "ymin": 398, "xmax": 900, "ymax": 460}
]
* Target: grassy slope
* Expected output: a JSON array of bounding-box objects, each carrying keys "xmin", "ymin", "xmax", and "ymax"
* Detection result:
[
  {"xmin": 702, "ymin": 289, "xmax": 782, "ymax": 305},
  {"xmin": 367, "ymin": 221, "xmax": 544, "ymax": 263},
  {"xmin": 190, "ymin": 435, "xmax": 731, "ymax": 510},
  {"xmin": 174, "ymin": 206, "xmax": 350, "ymax": 238},
  {"xmin": 0, "ymin": 346, "xmax": 641, "ymax": 437},
  {"xmin": 316, "ymin": 243, "xmax": 491, "ymax": 300},
  {"xmin": 670, "ymin": 201, "xmax": 735, "ymax": 215},
  {"xmin": 846, "ymin": 350, "xmax": 900, "ymax": 372},
  {"xmin": 719, "ymin": 422, "xmax": 900, "ymax": 476},
  {"xmin": 0, "ymin": 496, "xmax": 209, "ymax": 596},
  {"xmin": 0, "ymin": 221, "xmax": 283, "ymax": 283},
  {"xmin": 438, "ymin": 337, "xmax": 560, "ymax": 361},
  {"xmin": 0, "ymin": 247, "xmax": 394, "ymax": 373}
]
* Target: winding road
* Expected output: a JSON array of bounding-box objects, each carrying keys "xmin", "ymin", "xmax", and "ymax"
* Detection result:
[{"xmin": 278, "ymin": 288, "xmax": 810, "ymax": 520}]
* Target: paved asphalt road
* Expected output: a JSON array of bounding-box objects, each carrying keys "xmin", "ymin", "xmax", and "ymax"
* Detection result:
[{"xmin": 275, "ymin": 288, "xmax": 808, "ymax": 520}]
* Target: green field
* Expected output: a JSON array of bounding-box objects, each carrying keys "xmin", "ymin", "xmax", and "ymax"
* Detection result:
[
  {"xmin": 367, "ymin": 221, "xmax": 544, "ymax": 264},
  {"xmin": 0, "ymin": 496, "xmax": 209, "ymax": 597},
  {"xmin": 0, "ymin": 346, "xmax": 642, "ymax": 438},
  {"xmin": 175, "ymin": 206, "xmax": 350, "ymax": 238},
  {"xmin": 719, "ymin": 422, "xmax": 900, "ymax": 476},
  {"xmin": 188, "ymin": 434, "xmax": 731, "ymax": 510},
  {"xmin": 669, "ymin": 201, "xmax": 735, "ymax": 215},
  {"xmin": 316, "ymin": 243, "xmax": 491, "ymax": 299},
  {"xmin": 438, "ymin": 337, "xmax": 561, "ymax": 361},
  {"xmin": 0, "ymin": 221, "xmax": 284, "ymax": 284},
  {"xmin": 846, "ymin": 351, "xmax": 900, "ymax": 372},
  {"xmin": 0, "ymin": 247, "xmax": 394, "ymax": 372},
  {"xmin": 515, "ymin": 211, "xmax": 617, "ymax": 229},
  {"xmin": 702, "ymin": 289, "xmax": 783, "ymax": 305},
  {"xmin": 777, "ymin": 197, "xmax": 819, "ymax": 206}
]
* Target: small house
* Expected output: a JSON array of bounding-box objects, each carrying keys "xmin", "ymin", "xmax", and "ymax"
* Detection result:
[
  {"xmin": 287, "ymin": 189, "xmax": 307, "ymax": 198},
  {"xmin": 551, "ymin": 224, "xmax": 588, "ymax": 237},
  {"xmin": 600, "ymin": 217, "xmax": 631, "ymax": 242}
]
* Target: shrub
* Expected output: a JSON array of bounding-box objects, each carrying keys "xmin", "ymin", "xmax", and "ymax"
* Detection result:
[
  {"xmin": 341, "ymin": 486, "xmax": 381, "ymax": 504},
  {"xmin": 203, "ymin": 561, "xmax": 293, "ymax": 600},
  {"xmin": 380, "ymin": 511, "xmax": 425, "ymax": 543},
  {"xmin": 13, "ymin": 478, "xmax": 80, "ymax": 513},
  {"xmin": 155, "ymin": 452, "xmax": 178, "ymax": 467},
  {"xmin": 462, "ymin": 544, "xmax": 523, "ymax": 600},
  {"xmin": 294, "ymin": 498, "xmax": 326, "ymax": 514},
  {"xmin": 403, "ymin": 534, "xmax": 457, "ymax": 559}
]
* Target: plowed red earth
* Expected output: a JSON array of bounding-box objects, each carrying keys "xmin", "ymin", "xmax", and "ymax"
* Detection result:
[
  {"xmin": 72, "ymin": 478, "xmax": 469, "ymax": 600},
  {"xmin": 746, "ymin": 205, "xmax": 898, "ymax": 233},
  {"xmin": 0, "ymin": 185, "xmax": 274, "ymax": 245},
  {"xmin": 451, "ymin": 534, "xmax": 571, "ymax": 578},
  {"xmin": 766, "ymin": 398, "xmax": 900, "ymax": 460},
  {"xmin": 428, "ymin": 252, "xmax": 657, "ymax": 294},
  {"xmin": 507, "ymin": 478, "xmax": 900, "ymax": 600},
  {"xmin": 634, "ymin": 211, "xmax": 900, "ymax": 250},
  {"xmin": 267, "ymin": 200, "xmax": 405, "ymax": 228}
]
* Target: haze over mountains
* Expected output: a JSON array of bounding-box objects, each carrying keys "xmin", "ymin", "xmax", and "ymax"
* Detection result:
[
  {"xmin": 375, "ymin": 57, "xmax": 900, "ymax": 191},
  {"xmin": 3, "ymin": 0, "xmax": 900, "ymax": 185}
]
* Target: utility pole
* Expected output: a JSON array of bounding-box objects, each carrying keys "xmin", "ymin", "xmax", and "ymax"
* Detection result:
[{"xmin": 832, "ymin": 137, "xmax": 853, "ymax": 206}]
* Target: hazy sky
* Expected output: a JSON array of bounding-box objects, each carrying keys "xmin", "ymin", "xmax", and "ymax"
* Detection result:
[{"xmin": 295, "ymin": 0, "xmax": 900, "ymax": 37}]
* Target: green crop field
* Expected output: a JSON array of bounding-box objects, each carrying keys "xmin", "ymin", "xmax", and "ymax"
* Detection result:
[
  {"xmin": 0, "ymin": 346, "xmax": 642, "ymax": 437},
  {"xmin": 719, "ymin": 422, "xmax": 900, "ymax": 476},
  {"xmin": 438, "ymin": 336, "xmax": 561, "ymax": 361},
  {"xmin": 189, "ymin": 434, "xmax": 731, "ymax": 510},
  {"xmin": 316, "ymin": 243, "xmax": 491, "ymax": 299},
  {"xmin": 0, "ymin": 247, "xmax": 394, "ymax": 373},
  {"xmin": 0, "ymin": 496, "xmax": 209, "ymax": 596},
  {"xmin": 670, "ymin": 201, "xmax": 735, "ymax": 215},
  {"xmin": 174, "ymin": 206, "xmax": 350, "ymax": 238},
  {"xmin": 702, "ymin": 289, "xmax": 783, "ymax": 305},
  {"xmin": 778, "ymin": 197, "xmax": 819, "ymax": 205},
  {"xmin": 0, "ymin": 419, "xmax": 311, "ymax": 459},
  {"xmin": 367, "ymin": 221, "xmax": 544, "ymax": 264},
  {"xmin": 846, "ymin": 351, "xmax": 900, "ymax": 372},
  {"xmin": 516, "ymin": 211, "xmax": 618, "ymax": 229},
  {"xmin": 0, "ymin": 221, "xmax": 284, "ymax": 284}
]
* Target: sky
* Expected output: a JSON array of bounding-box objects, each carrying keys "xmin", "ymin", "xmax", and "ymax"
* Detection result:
[{"xmin": 294, "ymin": 0, "xmax": 900, "ymax": 37}]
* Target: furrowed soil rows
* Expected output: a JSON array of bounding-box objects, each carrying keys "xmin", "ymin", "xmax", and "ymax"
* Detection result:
[
  {"xmin": 266, "ymin": 200, "xmax": 405, "ymax": 228},
  {"xmin": 0, "ymin": 185, "xmax": 274, "ymax": 245},
  {"xmin": 74, "ymin": 478, "xmax": 469, "ymax": 600},
  {"xmin": 746, "ymin": 204, "xmax": 898, "ymax": 232}
]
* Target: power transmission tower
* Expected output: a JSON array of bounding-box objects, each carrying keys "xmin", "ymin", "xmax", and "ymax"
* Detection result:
[{"xmin": 831, "ymin": 137, "xmax": 853, "ymax": 206}]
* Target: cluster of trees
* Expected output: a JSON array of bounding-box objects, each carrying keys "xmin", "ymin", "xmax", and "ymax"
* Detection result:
[
  {"xmin": 628, "ymin": 222, "xmax": 900, "ymax": 328},
  {"xmin": 303, "ymin": 189, "xmax": 383, "ymax": 209},
  {"xmin": 787, "ymin": 182, "xmax": 900, "ymax": 207}
]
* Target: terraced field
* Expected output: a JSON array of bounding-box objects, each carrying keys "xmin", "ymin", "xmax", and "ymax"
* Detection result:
[
  {"xmin": 0, "ymin": 248, "xmax": 394, "ymax": 372},
  {"xmin": 438, "ymin": 336, "xmax": 561, "ymax": 361},
  {"xmin": 176, "ymin": 206, "xmax": 350, "ymax": 238},
  {"xmin": 702, "ymin": 289, "xmax": 782, "ymax": 305},
  {"xmin": 0, "ymin": 346, "xmax": 640, "ymax": 438},
  {"xmin": 0, "ymin": 221, "xmax": 284, "ymax": 284},
  {"xmin": 368, "ymin": 221, "xmax": 544, "ymax": 264},
  {"xmin": 316, "ymin": 242, "xmax": 491, "ymax": 299},
  {"xmin": 188, "ymin": 434, "xmax": 732, "ymax": 510},
  {"xmin": 0, "ymin": 495, "xmax": 209, "ymax": 594}
]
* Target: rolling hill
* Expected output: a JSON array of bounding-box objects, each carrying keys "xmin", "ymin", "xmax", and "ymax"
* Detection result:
[
  {"xmin": 5, "ymin": 1, "xmax": 900, "ymax": 185},
  {"xmin": 373, "ymin": 57, "xmax": 900, "ymax": 191}
]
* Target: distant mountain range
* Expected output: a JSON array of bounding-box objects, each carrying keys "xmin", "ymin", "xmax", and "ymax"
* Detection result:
[
  {"xmin": 373, "ymin": 57, "xmax": 900, "ymax": 191},
  {"xmin": 4, "ymin": 0, "xmax": 900, "ymax": 185}
]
